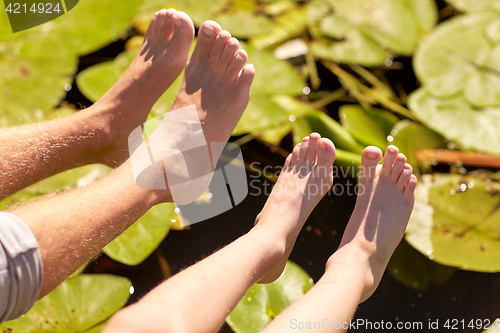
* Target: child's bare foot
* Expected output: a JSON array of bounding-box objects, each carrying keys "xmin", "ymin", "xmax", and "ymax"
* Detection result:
[
  {"xmin": 91, "ymin": 9, "xmax": 195, "ymax": 166},
  {"xmin": 170, "ymin": 21, "xmax": 255, "ymax": 146},
  {"xmin": 330, "ymin": 145, "xmax": 417, "ymax": 301},
  {"xmin": 255, "ymin": 133, "xmax": 336, "ymax": 283}
]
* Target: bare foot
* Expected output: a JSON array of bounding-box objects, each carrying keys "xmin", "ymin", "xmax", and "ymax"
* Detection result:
[
  {"xmin": 331, "ymin": 145, "xmax": 417, "ymax": 301},
  {"xmin": 255, "ymin": 133, "xmax": 336, "ymax": 283},
  {"xmin": 92, "ymin": 9, "xmax": 195, "ymax": 167},
  {"xmin": 170, "ymin": 21, "xmax": 255, "ymax": 145}
]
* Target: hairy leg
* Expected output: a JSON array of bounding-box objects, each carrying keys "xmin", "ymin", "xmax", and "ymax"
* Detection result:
[
  {"xmin": 0, "ymin": 9, "xmax": 194, "ymax": 201},
  {"xmin": 261, "ymin": 145, "xmax": 417, "ymax": 333},
  {"xmin": 103, "ymin": 134, "xmax": 336, "ymax": 333}
]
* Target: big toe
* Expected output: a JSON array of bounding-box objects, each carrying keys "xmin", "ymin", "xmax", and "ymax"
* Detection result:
[
  {"xmin": 191, "ymin": 20, "xmax": 222, "ymax": 60},
  {"xmin": 360, "ymin": 146, "xmax": 383, "ymax": 183},
  {"xmin": 168, "ymin": 10, "xmax": 195, "ymax": 51},
  {"xmin": 317, "ymin": 138, "xmax": 336, "ymax": 168}
]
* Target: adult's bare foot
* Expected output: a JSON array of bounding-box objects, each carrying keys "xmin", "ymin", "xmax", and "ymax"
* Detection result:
[
  {"xmin": 328, "ymin": 145, "xmax": 417, "ymax": 302},
  {"xmin": 170, "ymin": 21, "xmax": 255, "ymax": 145},
  {"xmin": 254, "ymin": 133, "xmax": 336, "ymax": 283},
  {"xmin": 91, "ymin": 9, "xmax": 195, "ymax": 167}
]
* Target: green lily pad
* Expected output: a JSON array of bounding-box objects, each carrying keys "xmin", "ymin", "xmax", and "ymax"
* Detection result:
[
  {"xmin": 389, "ymin": 119, "xmax": 447, "ymax": 175},
  {"xmin": 406, "ymin": 172, "xmax": 500, "ymax": 272},
  {"xmin": 307, "ymin": 0, "xmax": 434, "ymax": 65},
  {"xmin": 388, "ymin": 238, "xmax": 456, "ymax": 291},
  {"xmin": 414, "ymin": 13, "xmax": 500, "ymax": 107},
  {"xmin": 292, "ymin": 110, "xmax": 365, "ymax": 154},
  {"xmin": 12, "ymin": 0, "xmax": 141, "ymax": 58},
  {"xmin": 339, "ymin": 105, "xmax": 399, "ymax": 149},
  {"xmin": 0, "ymin": 274, "xmax": 131, "ymax": 332},
  {"xmin": 446, "ymin": 0, "xmax": 500, "ymax": 13},
  {"xmin": 0, "ymin": 52, "xmax": 77, "ymax": 126},
  {"xmin": 226, "ymin": 261, "xmax": 314, "ymax": 333},
  {"xmin": 409, "ymin": 88, "xmax": 500, "ymax": 155},
  {"xmin": 104, "ymin": 203, "xmax": 175, "ymax": 266}
]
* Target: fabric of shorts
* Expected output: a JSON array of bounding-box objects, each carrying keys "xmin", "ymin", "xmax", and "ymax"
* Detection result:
[{"xmin": 0, "ymin": 211, "xmax": 43, "ymax": 323}]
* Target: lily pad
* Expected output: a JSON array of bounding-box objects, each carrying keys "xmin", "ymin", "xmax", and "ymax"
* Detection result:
[
  {"xmin": 409, "ymin": 88, "xmax": 500, "ymax": 155},
  {"xmin": 226, "ymin": 261, "xmax": 314, "ymax": 333},
  {"xmin": 406, "ymin": 172, "xmax": 500, "ymax": 272},
  {"xmin": 388, "ymin": 238, "xmax": 456, "ymax": 291},
  {"xmin": 0, "ymin": 274, "xmax": 131, "ymax": 332},
  {"xmin": 104, "ymin": 203, "xmax": 175, "ymax": 266},
  {"xmin": 307, "ymin": 0, "xmax": 434, "ymax": 65},
  {"xmin": 339, "ymin": 105, "xmax": 399, "ymax": 149},
  {"xmin": 446, "ymin": 0, "xmax": 500, "ymax": 13},
  {"xmin": 389, "ymin": 119, "xmax": 447, "ymax": 175},
  {"xmin": 414, "ymin": 13, "xmax": 500, "ymax": 107}
]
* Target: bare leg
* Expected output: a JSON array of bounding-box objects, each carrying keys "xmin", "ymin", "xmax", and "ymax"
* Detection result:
[
  {"xmin": 261, "ymin": 145, "xmax": 417, "ymax": 333},
  {"xmin": 103, "ymin": 135, "xmax": 337, "ymax": 333},
  {"xmin": 0, "ymin": 9, "xmax": 194, "ymax": 201}
]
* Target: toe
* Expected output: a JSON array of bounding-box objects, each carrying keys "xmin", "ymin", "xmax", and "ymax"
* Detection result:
[
  {"xmin": 168, "ymin": 10, "xmax": 195, "ymax": 50},
  {"xmin": 227, "ymin": 49, "xmax": 248, "ymax": 84},
  {"xmin": 154, "ymin": 10, "xmax": 167, "ymax": 36},
  {"xmin": 297, "ymin": 137, "xmax": 309, "ymax": 165},
  {"xmin": 158, "ymin": 9, "xmax": 174, "ymax": 43},
  {"xmin": 284, "ymin": 153, "xmax": 293, "ymax": 171},
  {"xmin": 209, "ymin": 30, "xmax": 231, "ymax": 64},
  {"xmin": 397, "ymin": 164, "xmax": 412, "ymax": 190},
  {"xmin": 404, "ymin": 175, "xmax": 417, "ymax": 201},
  {"xmin": 236, "ymin": 64, "xmax": 255, "ymax": 88},
  {"xmin": 305, "ymin": 133, "xmax": 320, "ymax": 165},
  {"xmin": 381, "ymin": 145, "xmax": 399, "ymax": 176},
  {"xmin": 192, "ymin": 20, "xmax": 221, "ymax": 61},
  {"xmin": 360, "ymin": 146, "xmax": 382, "ymax": 183},
  {"xmin": 316, "ymin": 138, "xmax": 336, "ymax": 168},
  {"xmin": 291, "ymin": 143, "xmax": 301, "ymax": 167},
  {"xmin": 219, "ymin": 38, "xmax": 240, "ymax": 70},
  {"xmin": 391, "ymin": 153, "xmax": 407, "ymax": 182}
]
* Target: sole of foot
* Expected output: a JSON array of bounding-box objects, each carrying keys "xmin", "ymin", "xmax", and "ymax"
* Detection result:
[
  {"xmin": 332, "ymin": 145, "xmax": 417, "ymax": 301},
  {"xmin": 93, "ymin": 9, "xmax": 195, "ymax": 167},
  {"xmin": 169, "ymin": 20, "xmax": 255, "ymax": 146},
  {"xmin": 255, "ymin": 133, "xmax": 336, "ymax": 283}
]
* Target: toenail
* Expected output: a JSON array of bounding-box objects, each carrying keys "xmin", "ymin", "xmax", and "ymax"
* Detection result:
[
  {"xmin": 388, "ymin": 147, "xmax": 397, "ymax": 153},
  {"xmin": 203, "ymin": 25, "xmax": 216, "ymax": 35},
  {"xmin": 173, "ymin": 14, "xmax": 182, "ymax": 26},
  {"xmin": 367, "ymin": 152, "xmax": 379, "ymax": 159}
]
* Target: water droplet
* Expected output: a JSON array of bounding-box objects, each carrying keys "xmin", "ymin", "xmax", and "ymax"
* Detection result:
[
  {"xmin": 247, "ymin": 297, "xmax": 252, "ymax": 302},
  {"xmin": 306, "ymin": 226, "xmax": 312, "ymax": 232},
  {"xmin": 174, "ymin": 207, "xmax": 180, "ymax": 214},
  {"xmin": 308, "ymin": 261, "xmax": 313, "ymax": 266},
  {"xmin": 303, "ymin": 87, "xmax": 311, "ymax": 95},
  {"xmin": 395, "ymin": 317, "xmax": 399, "ymax": 321},
  {"xmin": 129, "ymin": 286, "xmax": 135, "ymax": 294},
  {"xmin": 207, "ymin": 192, "xmax": 213, "ymax": 199},
  {"xmin": 462, "ymin": 264, "xmax": 468, "ymax": 269},
  {"xmin": 289, "ymin": 115, "xmax": 296, "ymax": 122},
  {"xmin": 391, "ymin": 129, "xmax": 398, "ymax": 136},
  {"xmin": 384, "ymin": 58, "xmax": 393, "ymax": 67},
  {"xmin": 294, "ymin": 136, "xmax": 301, "ymax": 143},
  {"xmin": 393, "ymin": 269, "xmax": 398, "ymax": 273},
  {"xmin": 64, "ymin": 83, "xmax": 72, "ymax": 91},
  {"xmin": 450, "ymin": 189, "xmax": 456, "ymax": 195},
  {"xmin": 331, "ymin": 230, "xmax": 337, "ymax": 236},
  {"xmin": 460, "ymin": 183, "xmax": 467, "ymax": 192},
  {"xmin": 429, "ymin": 255, "xmax": 434, "ymax": 260},
  {"xmin": 387, "ymin": 135, "xmax": 394, "ymax": 142},
  {"xmin": 426, "ymin": 250, "xmax": 432, "ymax": 255},
  {"xmin": 171, "ymin": 219, "xmax": 176, "ymax": 223},
  {"xmin": 418, "ymin": 293, "xmax": 422, "ymax": 298},
  {"xmin": 468, "ymin": 182, "xmax": 474, "ymax": 189}
]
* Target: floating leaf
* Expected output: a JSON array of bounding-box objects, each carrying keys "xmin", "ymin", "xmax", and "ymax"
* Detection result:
[
  {"xmin": 388, "ymin": 239, "xmax": 456, "ymax": 291},
  {"xmin": 406, "ymin": 172, "xmax": 500, "ymax": 272},
  {"xmin": 446, "ymin": 0, "xmax": 500, "ymax": 13},
  {"xmin": 226, "ymin": 261, "xmax": 313, "ymax": 333},
  {"xmin": 389, "ymin": 119, "xmax": 447, "ymax": 175},
  {"xmin": 0, "ymin": 274, "xmax": 130, "ymax": 332},
  {"xmin": 292, "ymin": 110, "xmax": 365, "ymax": 154},
  {"xmin": 104, "ymin": 203, "xmax": 175, "ymax": 266},
  {"xmin": 307, "ymin": 0, "xmax": 433, "ymax": 65},
  {"xmin": 409, "ymin": 88, "xmax": 500, "ymax": 155},
  {"xmin": 339, "ymin": 105, "xmax": 399, "ymax": 149},
  {"xmin": 414, "ymin": 13, "xmax": 500, "ymax": 107}
]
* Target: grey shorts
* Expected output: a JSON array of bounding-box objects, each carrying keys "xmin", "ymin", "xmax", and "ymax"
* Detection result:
[{"xmin": 0, "ymin": 212, "xmax": 43, "ymax": 323}]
